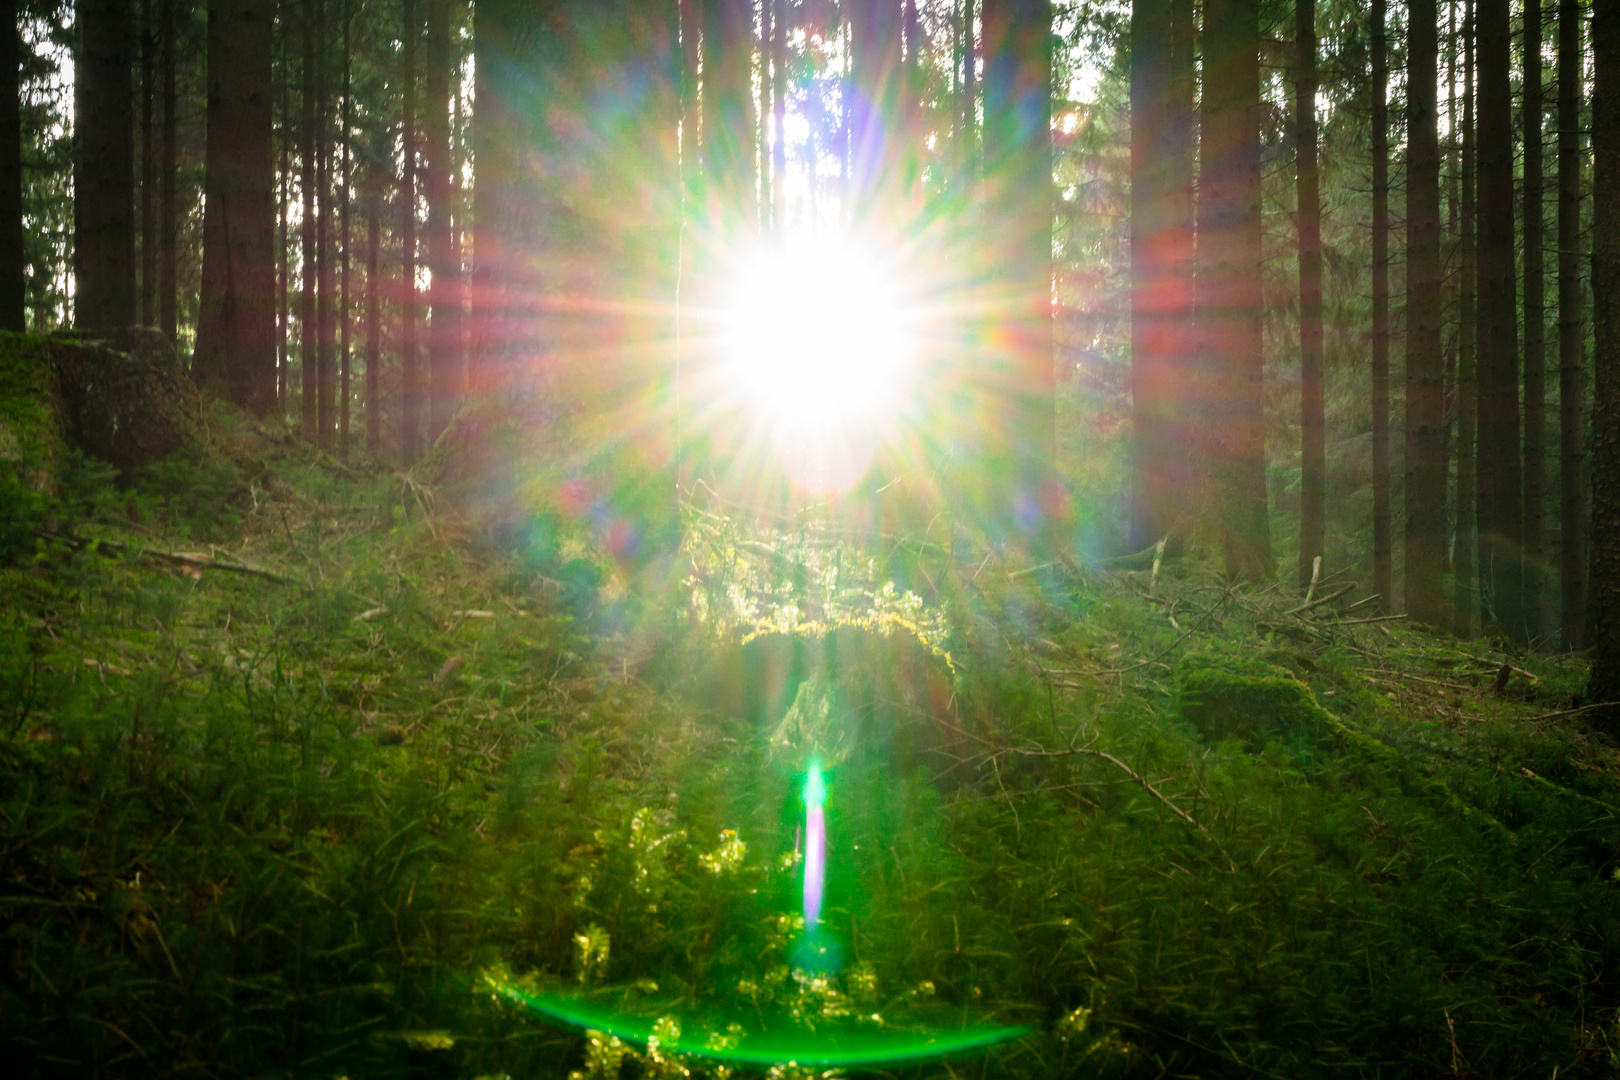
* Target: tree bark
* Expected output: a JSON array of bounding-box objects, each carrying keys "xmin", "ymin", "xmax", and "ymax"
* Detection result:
[
  {"xmin": 1453, "ymin": 0, "xmax": 1477, "ymax": 638},
  {"xmin": 1585, "ymin": 0, "xmax": 1620, "ymax": 723},
  {"xmin": 1371, "ymin": 0, "xmax": 1392, "ymax": 613},
  {"xmin": 365, "ymin": 160, "xmax": 380, "ymax": 452},
  {"xmin": 980, "ymin": 0, "xmax": 1055, "ymax": 541},
  {"xmin": 426, "ymin": 0, "xmax": 459, "ymax": 443},
  {"xmin": 0, "ymin": 0, "xmax": 23, "ymax": 331},
  {"xmin": 1478, "ymin": 0, "xmax": 1522, "ymax": 639},
  {"xmin": 300, "ymin": 0, "xmax": 316, "ymax": 437},
  {"xmin": 1296, "ymin": 0, "xmax": 1324, "ymax": 590},
  {"xmin": 702, "ymin": 0, "xmax": 756, "ymax": 236},
  {"xmin": 159, "ymin": 0, "xmax": 178, "ymax": 343},
  {"xmin": 140, "ymin": 0, "xmax": 157, "ymax": 326},
  {"xmin": 1523, "ymin": 0, "xmax": 1547, "ymax": 642},
  {"xmin": 1558, "ymin": 0, "xmax": 1586, "ymax": 649},
  {"xmin": 400, "ymin": 0, "xmax": 419, "ymax": 461},
  {"xmin": 192, "ymin": 0, "xmax": 277, "ymax": 413},
  {"xmin": 338, "ymin": 0, "xmax": 351, "ymax": 458},
  {"xmin": 315, "ymin": 0, "xmax": 334, "ymax": 450},
  {"xmin": 1405, "ymin": 0, "xmax": 1446, "ymax": 627},
  {"xmin": 74, "ymin": 0, "xmax": 137, "ymax": 333},
  {"xmin": 773, "ymin": 0, "xmax": 785, "ymax": 234},
  {"xmin": 1198, "ymin": 0, "xmax": 1271, "ymax": 582},
  {"xmin": 277, "ymin": 10, "xmax": 288, "ymax": 411},
  {"xmin": 1129, "ymin": 0, "xmax": 1193, "ymax": 552}
]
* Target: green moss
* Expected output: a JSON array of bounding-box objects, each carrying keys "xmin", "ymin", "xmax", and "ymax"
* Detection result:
[
  {"xmin": 0, "ymin": 331, "xmax": 66, "ymax": 494},
  {"xmin": 1175, "ymin": 651, "xmax": 1332, "ymax": 753}
]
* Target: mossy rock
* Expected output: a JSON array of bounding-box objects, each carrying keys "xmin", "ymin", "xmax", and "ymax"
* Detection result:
[{"xmin": 1174, "ymin": 651, "xmax": 1333, "ymax": 753}]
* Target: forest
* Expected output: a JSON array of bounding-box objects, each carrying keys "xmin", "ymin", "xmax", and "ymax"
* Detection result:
[{"xmin": 2, "ymin": 0, "xmax": 1620, "ymax": 1075}]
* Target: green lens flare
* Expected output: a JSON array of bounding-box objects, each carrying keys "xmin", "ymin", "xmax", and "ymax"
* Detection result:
[{"xmin": 491, "ymin": 983, "xmax": 1031, "ymax": 1068}]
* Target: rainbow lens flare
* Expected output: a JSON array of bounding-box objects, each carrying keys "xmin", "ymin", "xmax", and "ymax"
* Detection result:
[{"xmin": 490, "ymin": 982, "xmax": 1032, "ymax": 1069}]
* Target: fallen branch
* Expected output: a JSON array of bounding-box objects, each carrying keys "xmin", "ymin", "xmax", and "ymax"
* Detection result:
[{"xmin": 45, "ymin": 532, "xmax": 294, "ymax": 584}]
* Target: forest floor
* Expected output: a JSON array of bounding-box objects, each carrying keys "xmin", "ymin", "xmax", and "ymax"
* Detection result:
[{"xmin": 2, "ymin": 399, "xmax": 1619, "ymax": 1079}]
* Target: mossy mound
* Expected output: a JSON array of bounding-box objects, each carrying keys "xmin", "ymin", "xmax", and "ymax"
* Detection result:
[{"xmin": 1175, "ymin": 650, "xmax": 1333, "ymax": 753}]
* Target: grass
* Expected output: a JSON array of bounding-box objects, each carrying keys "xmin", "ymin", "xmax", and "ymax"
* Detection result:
[{"xmin": 2, "ymin": 402, "xmax": 1619, "ymax": 1078}]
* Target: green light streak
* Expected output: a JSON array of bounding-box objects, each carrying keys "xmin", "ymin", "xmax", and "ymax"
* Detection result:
[
  {"xmin": 803, "ymin": 758, "xmax": 827, "ymax": 808},
  {"xmin": 491, "ymin": 984, "xmax": 1031, "ymax": 1068}
]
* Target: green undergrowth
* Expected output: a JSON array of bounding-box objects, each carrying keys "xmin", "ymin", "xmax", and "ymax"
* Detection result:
[{"xmin": 2, "ymin": 431, "xmax": 1619, "ymax": 1078}]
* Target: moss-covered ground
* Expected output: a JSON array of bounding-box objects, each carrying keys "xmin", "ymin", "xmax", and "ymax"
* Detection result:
[{"xmin": 2, "ymin": 403, "xmax": 1618, "ymax": 1079}]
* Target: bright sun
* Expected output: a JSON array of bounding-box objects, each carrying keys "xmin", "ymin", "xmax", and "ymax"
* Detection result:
[{"xmin": 720, "ymin": 240, "xmax": 917, "ymax": 452}]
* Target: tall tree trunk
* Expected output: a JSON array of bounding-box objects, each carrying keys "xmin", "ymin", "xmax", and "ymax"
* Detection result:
[
  {"xmin": 365, "ymin": 161, "xmax": 380, "ymax": 452},
  {"xmin": 773, "ymin": 0, "xmax": 785, "ymax": 234},
  {"xmin": 702, "ymin": 0, "xmax": 757, "ymax": 236},
  {"xmin": 980, "ymin": 0, "xmax": 1055, "ymax": 541},
  {"xmin": 0, "ymin": 0, "xmax": 23, "ymax": 332},
  {"xmin": 1584, "ymin": 0, "xmax": 1620, "ymax": 725},
  {"xmin": 1478, "ymin": 0, "xmax": 1522, "ymax": 638},
  {"xmin": 300, "ymin": 0, "xmax": 316, "ymax": 437},
  {"xmin": 192, "ymin": 0, "xmax": 276, "ymax": 412},
  {"xmin": 1198, "ymin": 0, "xmax": 1271, "ymax": 581},
  {"xmin": 961, "ymin": 0, "xmax": 976, "ymax": 186},
  {"xmin": 1296, "ymin": 0, "xmax": 1324, "ymax": 589},
  {"xmin": 315, "ymin": 0, "xmax": 334, "ymax": 450},
  {"xmin": 1440, "ymin": 0, "xmax": 1460, "ymax": 614},
  {"xmin": 1558, "ymin": 0, "xmax": 1586, "ymax": 649},
  {"xmin": 759, "ymin": 0, "xmax": 771, "ymax": 233},
  {"xmin": 426, "ymin": 0, "xmax": 459, "ymax": 442},
  {"xmin": 140, "ymin": 0, "xmax": 157, "ymax": 325},
  {"xmin": 159, "ymin": 0, "xmax": 178, "ymax": 343},
  {"xmin": 1523, "ymin": 0, "xmax": 1547, "ymax": 642},
  {"xmin": 74, "ymin": 0, "xmax": 137, "ymax": 332},
  {"xmin": 400, "ymin": 0, "xmax": 419, "ymax": 461},
  {"xmin": 338, "ymin": 0, "xmax": 350, "ymax": 458},
  {"xmin": 277, "ymin": 14, "xmax": 288, "ymax": 411},
  {"xmin": 1130, "ymin": 0, "xmax": 1193, "ymax": 552},
  {"xmin": 1370, "ymin": 0, "xmax": 1391, "ymax": 613},
  {"xmin": 849, "ymin": 0, "xmax": 901, "ymax": 227},
  {"xmin": 1454, "ymin": 0, "xmax": 1477, "ymax": 638},
  {"xmin": 1405, "ymin": 0, "xmax": 1446, "ymax": 626}
]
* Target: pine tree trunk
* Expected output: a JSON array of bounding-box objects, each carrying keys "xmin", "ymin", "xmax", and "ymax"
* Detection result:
[
  {"xmin": 961, "ymin": 0, "xmax": 976, "ymax": 186},
  {"xmin": 1405, "ymin": 0, "xmax": 1446, "ymax": 627},
  {"xmin": 1371, "ymin": 0, "xmax": 1392, "ymax": 613},
  {"xmin": 702, "ymin": 0, "xmax": 757, "ymax": 236},
  {"xmin": 1130, "ymin": 0, "xmax": 1193, "ymax": 552},
  {"xmin": 316, "ymin": 0, "xmax": 335, "ymax": 450},
  {"xmin": 192, "ymin": 0, "xmax": 277, "ymax": 413},
  {"xmin": 758, "ymin": 0, "xmax": 770, "ymax": 233},
  {"xmin": 1558, "ymin": 0, "xmax": 1586, "ymax": 649},
  {"xmin": 426, "ymin": 0, "xmax": 459, "ymax": 443},
  {"xmin": 1296, "ymin": 0, "xmax": 1324, "ymax": 590},
  {"xmin": 400, "ymin": 0, "xmax": 419, "ymax": 461},
  {"xmin": 1523, "ymin": 0, "xmax": 1546, "ymax": 642},
  {"xmin": 300, "ymin": 0, "xmax": 316, "ymax": 437},
  {"xmin": 1584, "ymin": 0, "xmax": 1620, "ymax": 723},
  {"xmin": 74, "ymin": 0, "xmax": 137, "ymax": 333},
  {"xmin": 277, "ymin": 17, "xmax": 288, "ymax": 412},
  {"xmin": 140, "ymin": 0, "xmax": 157, "ymax": 326},
  {"xmin": 1453, "ymin": 0, "xmax": 1478, "ymax": 639},
  {"xmin": 338, "ymin": 0, "xmax": 351, "ymax": 459},
  {"xmin": 773, "ymin": 0, "xmax": 785, "ymax": 232},
  {"xmin": 1478, "ymin": 0, "xmax": 1522, "ymax": 638},
  {"xmin": 159, "ymin": 0, "xmax": 178, "ymax": 343},
  {"xmin": 1198, "ymin": 0, "xmax": 1271, "ymax": 582},
  {"xmin": 980, "ymin": 0, "xmax": 1055, "ymax": 536},
  {"xmin": 0, "ymin": 0, "xmax": 23, "ymax": 332},
  {"xmin": 365, "ymin": 161, "xmax": 380, "ymax": 452}
]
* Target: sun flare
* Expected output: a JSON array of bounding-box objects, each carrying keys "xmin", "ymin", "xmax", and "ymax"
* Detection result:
[{"xmin": 720, "ymin": 240, "xmax": 917, "ymax": 443}]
